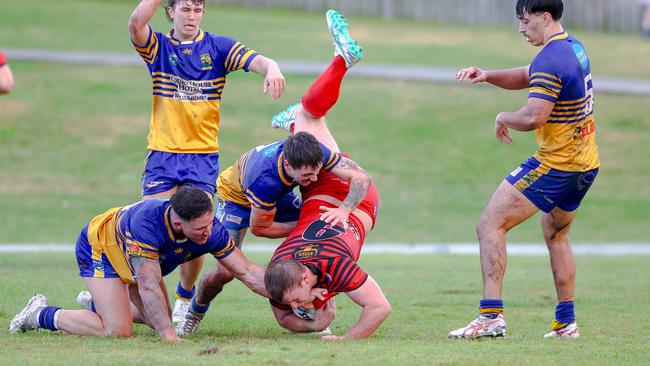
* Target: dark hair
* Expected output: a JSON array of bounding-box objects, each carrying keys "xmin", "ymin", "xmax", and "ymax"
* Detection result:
[
  {"xmin": 169, "ymin": 186, "xmax": 213, "ymax": 221},
  {"xmin": 283, "ymin": 132, "xmax": 323, "ymax": 170},
  {"xmin": 165, "ymin": 0, "xmax": 205, "ymax": 23},
  {"xmin": 516, "ymin": 0, "xmax": 563, "ymax": 21},
  {"xmin": 265, "ymin": 260, "xmax": 305, "ymax": 303}
]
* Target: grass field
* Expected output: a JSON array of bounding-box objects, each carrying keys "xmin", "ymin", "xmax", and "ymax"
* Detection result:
[{"xmin": 1, "ymin": 252, "xmax": 649, "ymax": 365}]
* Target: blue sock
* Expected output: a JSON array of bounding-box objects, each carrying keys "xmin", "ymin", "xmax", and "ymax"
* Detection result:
[
  {"xmin": 479, "ymin": 299, "xmax": 504, "ymax": 319},
  {"xmin": 555, "ymin": 301, "xmax": 575, "ymax": 324},
  {"xmin": 176, "ymin": 282, "xmax": 195, "ymax": 301},
  {"xmin": 37, "ymin": 306, "xmax": 61, "ymax": 331},
  {"xmin": 189, "ymin": 297, "xmax": 210, "ymax": 316}
]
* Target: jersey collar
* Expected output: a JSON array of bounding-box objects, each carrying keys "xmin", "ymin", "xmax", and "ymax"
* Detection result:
[
  {"xmin": 164, "ymin": 205, "xmax": 187, "ymax": 243},
  {"xmin": 166, "ymin": 28, "xmax": 205, "ymax": 46},
  {"xmin": 546, "ymin": 31, "xmax": 568, "ymax": 45},
  {"xmin": 277, "ymin": 152, "xmax": 294, "ymax": 187}
]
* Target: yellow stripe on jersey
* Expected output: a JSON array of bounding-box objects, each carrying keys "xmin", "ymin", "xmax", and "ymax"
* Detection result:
[
  {"xmin": 323, "ymin": 153, "xmax": 340, "ymax": 170},
  {"xmin": 277, "ymin": 153, "xmax": 292, "ymax": 186},
  {"xmin": 225, "ymin": 43, "xmax": 244, "ymax": 72},
  {"xmin": 530, "ymin": 77, "xmax": 562, "ymax": 89},
  {"xmin": 133, "ymin": 28, "xmax": 159, "ymax": 65},
  {"xmin": 547, "ymin": 32, "xmax": 569, "ymax": 43},
  {"xmin": 235, "ymin": 49, "xmax": 256, "ymax": 71},
  {"xmin": 147, "ymin": 96, "xmax": 222, "ymax": 153},
  {"xmin": 245, "ymin": 189, "xmax": 276, "ymax": 208},
  {"xmin": 212, "ymin": 238, "xmax": 236, "ymax": 258},
  {"xmin": 556, "ymin": 96, "xmax": 587, "ymax": 105},
  {"xmin": 163, "ymin": 206, "xmax": 175, "ymax": 241},
  {"xmin": 529, "ymin": 87, "xmax": 558, "ymax": 99},
  {"xmin": 530, "ymin": 72, "xmax": 562, "ymax": 83}
]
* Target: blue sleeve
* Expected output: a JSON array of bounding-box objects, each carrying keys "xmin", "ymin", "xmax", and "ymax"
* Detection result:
[
  {"xmin": 207, "ymin": 218, "xmax": 236, "ymax": 259},
  {"xmin": 320, "ymin": 143, "xmax": 342, "ymax": 171},
  {"xmin": 245, "ymin": 174, "xmax": 282, "ymax": 211},
  {"xmin": 132, "ymin": 25, "xmax": 159, "ymax": 65},
  {"xmin": 215, "ymin": 35, "xmax": 259, "ymax": 73},
  {"xmin": 528, "ymin": 51, "xmax": 563, "ymax": 103},
  {"xmin": 124, "ymin": 216, "xmax": 163, "ymax": 260}
]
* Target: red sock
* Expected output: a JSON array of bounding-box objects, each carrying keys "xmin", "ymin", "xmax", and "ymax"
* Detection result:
[{"xmin": 301, "ymin": 55, "xmax": 348, "ymax": 118}]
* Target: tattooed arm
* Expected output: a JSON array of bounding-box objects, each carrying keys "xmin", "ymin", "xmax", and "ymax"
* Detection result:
[
  {"xmin": 320, "ymin": 157, "xmax": 371, "ymax": 228},
  {"xmin": 130, "ymin": 256, "xmax": 179, "ymax": 342}
]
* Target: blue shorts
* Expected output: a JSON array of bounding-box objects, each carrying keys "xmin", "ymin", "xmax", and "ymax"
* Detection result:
[
  {"xmin": 506, "ymin": 157, "xmax": 599, "ymax": 213},
  {"xmin": 216, "ymin": 193, "xmax": 302, "ymax": 232},
  {"xmin": 141, "ymin": 151, "xmax": 219, "ymax": 196},
  {"xmin": 75, "ymin": 225, "xmax": 120, "ymax": 279}
]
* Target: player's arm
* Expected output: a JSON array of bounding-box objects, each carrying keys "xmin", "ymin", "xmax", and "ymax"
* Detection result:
[
  {"xmin": 324, "ymin": 276, "xmax": 391, "ymax": 340},
  {"xmin": 248, "ymin": 55, "xmax": 286, "ymax": 100},
  {"xmin": 249, "ymin": 206, "xmax": 296, "ymax": 238},
  {"xmin": 321, "ymin": 157, "xmax": 371, "ymax": 228},
  {"xmin": 128, "ymin": 0, "xmax": 163, "ymax": 46},
  {"xmin": 270, "ymin": 299, "xmax": 336, "ymax": 333},
  {"xmin": 0, "ymin": 51, "xmax": 14, "ymax": 94},
  {"xmin": 130, "ymin": 256, "xmax": 179, "ymax": 342},
  {"xmin": 218, "ymin": 247, "xmax": 269, "ymax": 297},
  {"xmin": 456, "ymin": 65, "xmax": 530, "ymax": 90},
  {"xmin": 493, "ymin": 97, "xmax": 555, "ymax": 144}
]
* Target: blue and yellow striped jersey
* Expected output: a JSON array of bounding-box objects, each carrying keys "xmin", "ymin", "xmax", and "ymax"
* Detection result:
[
  {"xmin": 133, "ymin": 26, "xmax": 258, "ymax": 153},
  {"xmin": 86, "ymin": 199, "xmax": 234, "ymax": 284},
  {"xmin": 217, "ymin": 141, "xmax": 341, "ymax": 209},
  {"xmin": 528, "ymin": 32, "xmax": 599, "ymax": 172}
]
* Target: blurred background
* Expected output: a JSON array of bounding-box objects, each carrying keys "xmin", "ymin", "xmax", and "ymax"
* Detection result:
[{"xmin": 1, "ymin": 0, "xmax": 649, "ymax": 245}]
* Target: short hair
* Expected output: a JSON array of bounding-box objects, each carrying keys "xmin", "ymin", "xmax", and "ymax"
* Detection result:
[
  {"xmin": 165, "ymin": 0, "xmax": 205, "ymax": 23},
  {"xmin": 265, "ymin": 260, "xmax": 305, "ymax": 303},
  {"xmin": 169, "ymin": 186, "xmax": 213, "ymax": 221},
  {"xmin": 283, "ymin": 132, "xmax": 323, "ymax": 170},
  {"xmin": 516, "ymin": 0, "xmax": 563, "ymax": 21}
]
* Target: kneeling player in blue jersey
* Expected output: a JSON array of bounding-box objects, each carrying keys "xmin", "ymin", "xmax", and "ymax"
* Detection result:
[{"xmin": 9, "ymin": 187, "xmax": 267, "ymax": 342}]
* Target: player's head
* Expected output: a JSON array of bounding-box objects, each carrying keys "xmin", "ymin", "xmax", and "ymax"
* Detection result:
[
  {"xmin": 165, "ymin": 0, "xmax": 205, "ymax": 40},
  {"xmin": 283, "ymin": 132, "xmax": 323, "ymax": 187},
  {"xmin": 265, "ymin": 260, "xmax": 315, "ymax": 308},
  {"xmin": 170, "ymin": 186, "xmax": 213, "ymax": 244},
  {"xmin": 515, "ymin": 0, "xmax": 563, "ymax": 46}
]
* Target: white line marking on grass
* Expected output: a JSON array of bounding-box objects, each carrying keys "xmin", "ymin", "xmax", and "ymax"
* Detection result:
[{"xmin": 1, "ymin": 243, "xmax": 650, "ymax": 255}]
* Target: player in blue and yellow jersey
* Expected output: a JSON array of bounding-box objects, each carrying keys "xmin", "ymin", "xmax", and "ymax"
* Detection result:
[
  {"xmin": 128, "ymin": 0, "xmax": 286, "ymax": 322},
  {"xmin": 449, "ymin": 0, "xmax": 599, "ymax": 339},
  {"xmin": 9, "ymin": 187, "xmax": 268, "ymax": 342},
  {"xmin": 176, "ymin": 10, "xmax": 389, "ymax": 340}
]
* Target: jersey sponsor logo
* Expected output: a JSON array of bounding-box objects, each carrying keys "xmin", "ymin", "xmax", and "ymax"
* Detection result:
[
  {"xmin": 294, "ymin": 244, "xmax": 320, "ymax": 260},
  {"xmin": 302, "ymin": 219, "xmax": 345, "ymax": 242},
  {"xmin": 174, "ymin": 248, "xmax": 184, "ymax": 254},
  {"xmin": 168, "ymin": 53, "xmax": 178, "ymax": 66},
  {"xmin": 574, "ymin": 121, "xmax": 595, "ymax": 140},
  {"xmin": 225, "ymin": 214, "xmax": 243, "ymax": 225},
  {"xmin": 200, "ymin": 53, "xmax": 213, "ymax": 70},
  {"xmin": 572, "ymin": 44, "xmax": 589, "ymax": 70},
  {"xmin": 92, "ymin": 259, "xmax": 104, "ymax": 272},
  {"xmin": 145, "ymin": 180, "xmax": 165, "ymax": 189},
  {"xmin": 126, "ymin": 243, "xmax": 143, "ymax": 257},
  {"xmin": 510, "ymin": 167, "xmax": 523, "ymax": 177}
]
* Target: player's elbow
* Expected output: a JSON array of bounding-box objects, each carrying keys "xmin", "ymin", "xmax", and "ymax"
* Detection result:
[
  {"xmin": 250, "ymin": 225, "xmax": 270, "ymax": 237},
  {"xmin": 127, "ymin": 15, "xmax": 146, "ymax": 37}
]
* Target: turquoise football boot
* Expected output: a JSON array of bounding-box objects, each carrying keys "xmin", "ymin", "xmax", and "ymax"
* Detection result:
[{"xmin": 326, "ymin": 10, "xmax": 363, "ymax": 68}]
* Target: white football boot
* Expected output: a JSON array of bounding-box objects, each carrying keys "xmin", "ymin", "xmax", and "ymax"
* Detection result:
[
  {"xmin": 172, "ymin": 298, "xmax": 191, "ymax": 324},
  {"xmin": 9, "ymin": 294, "xmax": 49, "ymax": 333},
  {"xmin": 76, "ymin": 290, "xmax": 93, "ymax": 311},
  {"xmin": 448, "ymin": 314, "xmax": 507, "ymax": 339},
  {"xmin": 544, "ymin": 321, "xmax": 580, "ymax": 338},
  {"xmin": 175, "ymin": 311, "xmax": 204, "ymax": 336},
  {"xmin": 271, "ymin": 103, "xmax": 300, "ymax": 131}
]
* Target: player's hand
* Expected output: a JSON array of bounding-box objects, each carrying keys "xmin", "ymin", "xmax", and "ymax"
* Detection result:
[
  {"xmin": 263, "ymin": 64, "xmax": 286, "ymax": 100},
  {"xmin": 319, "ymin": 206, "xmax": 351, "ymax": 229},
  {"xmin": 310, "ymin": 288, "xmax": 328, "ymax": 302},
  {"xmin": 495, "ymin": 114, "xmax": 513, "ymax": 144},
  {"xmin": 161, "ymin": 329, "xmax": 181, "ymax": 342},
  {"xmin": 456, "ymin": 66, "xmax": 487, "ymax": 84},
  {"xmin": 321, "ymin": 335, "xmax": 346, "ymax": 341},
  {"xmin": 314, "ymin": 298, "xmax": 336, "ymax": 328}
]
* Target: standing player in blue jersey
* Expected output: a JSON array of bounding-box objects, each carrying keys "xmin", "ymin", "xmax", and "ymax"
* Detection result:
[
  {"xmin": 9, "ymin": 187, "xmax": 268, "ymax": 342},
  {"xmin": 449, "ymin": 0, "xmax": 599, "ymax": 339},
  {"xmin": 128, "ymin": 0, "xmax": 286, "ymax": 322}
]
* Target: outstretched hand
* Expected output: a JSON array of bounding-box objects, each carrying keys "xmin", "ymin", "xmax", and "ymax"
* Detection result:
[
  {"xmin": 456, "ymin": 66, "xmax": 488, "ymax": 84},
  {"xmin": 263, "ymin": 67, "xmax": 285, "ymax": 100},
  {"xmin": 319, "ymin": 206, "xmax": 351, "ymax": 229}
]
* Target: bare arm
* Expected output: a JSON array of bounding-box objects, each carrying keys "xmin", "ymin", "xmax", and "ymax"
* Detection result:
[
  {"xmin": 456, "ymin": 65, "xmax": 530, "ymax": 90},
  {"xmin": 129, "ymin": 0, "xmax": 163, "ymax": 46},
  {"xmin": 320, "ymin": 157, "xmax": 371, "ymax": 228},
  {"xmin": 248, "ymin": 55, "xmax": 286, "ymax": 100},
  {"xmin": 0, "ymin": 64, "xmax": 14, "ymax": 94},
  {"xmin": 130, "ymin": 256, "xmax": 179, "ymax": 341},
  {"xmin": 249, "ymin": 206, "xmax": 296, "ymax": 238},
  {"xmin": 270, "ymin": 299, "xmax": 336, "ymax": 333},
  {"xmin": 493, "ymin": 97, "xmax": 555, "ymax": 144},
  {"xmin": 323, "ymin": 276, "xmax": 390, "ymax": 340},
  {"xmin": 218, "ymin": 247, "xmax": 269, "ymax": 297}
]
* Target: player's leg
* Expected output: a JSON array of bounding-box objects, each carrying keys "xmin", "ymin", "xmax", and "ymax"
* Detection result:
[{"xmin": 448, "ymin": 181, "xmax": 538, "ymax": 339}]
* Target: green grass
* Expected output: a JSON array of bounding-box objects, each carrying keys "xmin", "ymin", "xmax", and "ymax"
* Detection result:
[
  {"xmin": 1, "ymin": 0, "xmax": 650, "ymax": 79},
  {"xmin": 0, "ymin": 252, "xmax": 648, "ymax": 365},
  {"xmin": 1, "ymin": 61, "xmax": 649, "ymax": 243}
]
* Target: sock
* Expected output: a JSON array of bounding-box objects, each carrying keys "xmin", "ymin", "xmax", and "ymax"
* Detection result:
[
  {"xmin": 479, "ymin": 299, "xmax": 504, "ymax": 319},
  {"xmin": 37, "ymin": 306, "xmax": 61, "ymax": 331},
  {"xmin": 554, "ymin": 301, "xmax": 575, "ymax": 326},
  {"xmin": 189, "ymin": 296, "xmax": 210, "ymax": 316},
  {"xmin": 301, "ymin": 55, "xmax": 348, "ymax": 118},
  {"xmin": 176, "ymin": 282, "xmax": 195, "ymax": 301}
]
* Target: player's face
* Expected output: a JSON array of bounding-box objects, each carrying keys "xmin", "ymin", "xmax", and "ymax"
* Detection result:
[
  {"xmin": 518, "ymin": 11, "xmax": 546, "ymax": 47},
  {"xmin": 286, "ymin": 163, "xmax": 322, "ymax": 187},
  {"xmin": 181, "ymin": 211, "xmax": 213, "ymax": 244},
  {"xmin": 168, "ymin": 1, "xmax": 205, "ymax": 40},
  {"xmin": 282, "ymin": 283, "xmax": 315, "ymax": 309}
]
